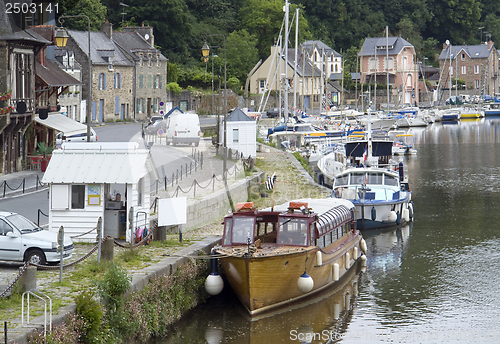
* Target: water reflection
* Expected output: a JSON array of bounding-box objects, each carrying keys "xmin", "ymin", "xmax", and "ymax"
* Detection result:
[
  {"xmin": 156, "ymin": 267, "xmax": 363, "ymax": 344},
  {"xmin": 154, "ymin": 120, "xmax": 500, "ymax": 343}
]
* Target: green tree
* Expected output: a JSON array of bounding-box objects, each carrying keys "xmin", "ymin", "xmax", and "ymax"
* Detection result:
[
  {"xmin": 425, "ymin": 0, "xmax": 482, "ymax": 44},
  {"xmin": 227, "ymin": 77, "xmax": 241, "ymax": 94},
  {"xmin": 167, "ymin": 61, "xmax": 179, "ymax": 83},
  {"xmin": 484, "ymin": 13, "xmax": 500, "ymax": 43},
  {"xmin": 239, "ymin": 0, "xmax": 311, "ymax": 60},
  {"xmin": 124, "ymin": 0, "xmax": 192, "ymax": 63},
  {"xmin": 61, "ymin": 0, "xmax": 107, "ymax": 31},
  {"xmin": 226, "ymin": 30, "xmax": 259, "ymax": 83}
]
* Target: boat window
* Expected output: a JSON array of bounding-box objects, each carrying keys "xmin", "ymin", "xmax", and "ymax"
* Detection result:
[
  {"xmin": 231, "ymin": 217, "xmax": 255, "ymax": 244},
  {"xmin": 384, "ymin": 174, "xmax": 398, "ymax": 186},
  {"xmin": 223, "ymin": 218, "xmax": 232, "ymax": 246},
  {"xmin": 277, "ymin": 218, "xmax": 308, "ymax": 246},
  {"xmin": 367, "ymin": 173, "xmax": 383, "ymax": 185},
  {"xmin": 351, "ymin": 172, "xmax": 366, "ymax": 185},
  {"xmin": 335, "ymin": 174, "xmax": 349, "ymax": 186}
]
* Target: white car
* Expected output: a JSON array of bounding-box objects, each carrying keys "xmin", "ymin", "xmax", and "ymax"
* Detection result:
[
  {"xmin": 56, "ymin": 128, "xmax": 98, "ymax": 149},
  {"xmin": 0, "ymin": 211, "xmax": 74, "ymax": 265}
]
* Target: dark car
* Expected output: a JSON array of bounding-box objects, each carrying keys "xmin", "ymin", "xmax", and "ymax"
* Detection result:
[
  {"xmin": 266, "ymin": 108, "xmax": 280, "ymax": 118},
  {"xmin": 147, "ymin": 116, "xmax": 163, "ymax": 127}
]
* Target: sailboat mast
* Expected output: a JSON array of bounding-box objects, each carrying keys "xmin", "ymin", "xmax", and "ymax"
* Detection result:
[
  {"xmin": 294, "ymin": 8, "xmax": 299, "ymax": 112},
  {"xmin": 284, "ymin": 0, "xmax": 289, "ymax": 123},
  {"xmin": 386, "ymin": 26, "xmax": 389, "ymax": 110}
]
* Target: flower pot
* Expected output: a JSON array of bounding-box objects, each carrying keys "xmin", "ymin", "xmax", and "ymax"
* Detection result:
[{"xmin": 41, "ymin": 158, "xmax": 49, "ymax": 172}]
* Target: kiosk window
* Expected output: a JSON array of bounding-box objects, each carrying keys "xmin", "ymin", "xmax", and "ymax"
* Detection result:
[{"xmin": 71, "ymin": 185, "xmax": 85, "ymax": 209}]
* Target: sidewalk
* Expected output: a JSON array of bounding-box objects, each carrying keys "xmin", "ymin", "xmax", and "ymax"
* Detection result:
[
  {"xmin": 0, "ymin": 132, "xmax": 241, "ymax": 203},
  {"xmin": 0, "ymin": 170, "xmax": 47, "ymax": 199}
]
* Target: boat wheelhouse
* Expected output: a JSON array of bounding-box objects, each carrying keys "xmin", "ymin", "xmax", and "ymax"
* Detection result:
[
  {"xmin": 212, "ymin": 198, "xmax": 366, "ymax": 316},
  {"xmin": 332, "ymin": 167, "xmax": 413, "ymax": 229}
]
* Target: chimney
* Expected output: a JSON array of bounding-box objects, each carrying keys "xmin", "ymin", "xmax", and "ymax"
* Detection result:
[
  {"xmin": 487, "ymin": 41, "xmax": 494, "ymax": 50},
  {"xmin": 442, "ymin": 42, "xmax": 447, "ymax": 50},
  {"xmin": 101, "ymin": 20, "xmax": 112, "ymax": 39}
]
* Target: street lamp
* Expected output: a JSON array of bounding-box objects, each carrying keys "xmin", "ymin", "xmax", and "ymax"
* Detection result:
[
  {"xmin": 55, "ymin": 15, "xmax": 92, "ymax": 142},
  {"xmin": 202, "ymin": 35, "xmax": 234, "ymax": 212}
]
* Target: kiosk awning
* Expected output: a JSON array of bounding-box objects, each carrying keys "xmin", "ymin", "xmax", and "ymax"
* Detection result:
[{"xmin": 34, "ymin": 113, "xmax": 87, "ymax": 136}]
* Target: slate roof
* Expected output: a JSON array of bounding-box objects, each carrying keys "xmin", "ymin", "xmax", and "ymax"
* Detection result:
[
  {"xmin": 359, "ymin": 36, "xmax": 413, "ymax": 56},
  {"xmin": 302, "ymin": 40, "xmax": 342, "ymax": 57},
  {"xmin": 113, "ymin": 31, "xmax": 167, "ymax": 62},
  {"xmin": 227, "ymin": 107, "xmax": 253, "ymax": 121},
  {"xmin": 68, "ymin": 30, "xmax": 133, "ymax": 66},
  {"xmin": 284, "ymin": 48, "xmax": 323, "ymax": 78},
  {"xmin": 0, "ymin": 0, "xmax": 51, "ymax": 45},
  {"xmin": 36, "ymin": 59, "xmax": 83, "ymax": 87},
  {"xmin": 438, "ymin": 44, "xmax": 493, "ymax": 60}
]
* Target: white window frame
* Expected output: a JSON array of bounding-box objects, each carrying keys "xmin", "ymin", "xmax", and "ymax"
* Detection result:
[
  {"xmin": 474, "ymin": 65, "xmax": 480, "ymax": 74},
  {"xmin": 233, "ymin": 128, "xmax": 239, "ymax": 143},
  {"xmin": 475, "ymin": 79, "xmax": 480, "ymax": 88},
  {"xmin": 461, "ymin": 65, "xmax": 467, "ymax": 75}
]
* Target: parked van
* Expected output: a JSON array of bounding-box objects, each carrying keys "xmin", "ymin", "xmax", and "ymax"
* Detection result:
[
  {"xmin": 56, "ymin": 128, "xmax": 98, "ymax": 148},
  {"xmin": 166, "ymin": 113, "xmax": 201, "ymax": 146}
]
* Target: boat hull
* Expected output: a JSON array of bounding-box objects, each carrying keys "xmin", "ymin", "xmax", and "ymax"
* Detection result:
[
  {"xmin": 217, "ymin": 231, "xmax": 363, "ymax": 315},
  {"xmin": 353, "ymin": 197, "xmax": 412, "ymax": 230}
]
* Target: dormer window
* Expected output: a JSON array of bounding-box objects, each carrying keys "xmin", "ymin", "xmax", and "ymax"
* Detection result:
[
  {"xmin": 156, "ymin": 54, "xmax": 160, "ymax": 67},
  {"xmin": 139, "ymin": 53, "xmax": 143, "ymax": 66},
  {"xmin": 148, "ymin": 54, "xmax": 152, "ymax": 67}
]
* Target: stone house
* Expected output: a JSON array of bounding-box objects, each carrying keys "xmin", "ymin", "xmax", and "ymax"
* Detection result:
[
  {"xmin": 113, "ymin": 24, "xmax": 168, "ymax": 121},
  {"xmin": 63, "ymin": 22, "xmax": 134, "ymax": 123},
  {"xmin": 359, "ymin": 36, "xmax": 418, "ymax": 106},
  {"xmin": 249, "ymin": 41, "xmax": 341, "ymax": 114},
  {"xmin": 438, "ymin": 41, "xmax": 499, "ymax": 95}
]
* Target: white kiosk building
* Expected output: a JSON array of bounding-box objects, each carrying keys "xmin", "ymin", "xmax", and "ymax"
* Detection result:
[
  {"xmin": 223, "ymin": 107, "xmax": 257, "ymax": 158},
  {"xmin": 42, "ymin": 142, "xmax": 158, "ymax": 242}
]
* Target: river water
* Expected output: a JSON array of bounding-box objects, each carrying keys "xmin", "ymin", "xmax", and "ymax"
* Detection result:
[{"xmin": 154, "ymin": 118, "xmax": 500, "ymax": 344}]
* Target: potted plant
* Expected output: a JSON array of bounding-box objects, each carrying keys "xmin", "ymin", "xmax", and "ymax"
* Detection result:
[{"xmin": 36, "ymin": 142, "xmax": 54, "ymax": 172}]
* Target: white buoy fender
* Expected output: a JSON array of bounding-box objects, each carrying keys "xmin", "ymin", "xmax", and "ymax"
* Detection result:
[
  {"xmin": 205, "ymin": 273, "xmax": 224, "ymax": 296},
  {"xmin": 408, "ymin": 202, "xmax": 414, "ymax": 220},
  {"xmin": 345, "ymin": 252, "xmax": 351, "ymax": 269},
  {"xmin": 360, "ymin": 239, "xmax": 367, "ymax": 254},
  {"xmin": 333, "ymin": 263, "xmax": 340, "ymax": 281},
  {"xmin": 316, "ymin": 251, "xmax": 322, "ymax": 266},
  {"xmin": 403, "ymin": 208, "xmax": 410, "ymax": 222},
  {"xmin": 388, "ymin": 211, "xmax": 397, "ymax": 223},
  {"xmin": 360, "ymin": 254, "xmax": 367, "ymax": 267},
  {"xmin": 353, "ymin": 247, "xmax": 358, "ymax": 260},
  {"xmin": 297, "ymin": 272, "xmax": 314, "ymax": 293}
]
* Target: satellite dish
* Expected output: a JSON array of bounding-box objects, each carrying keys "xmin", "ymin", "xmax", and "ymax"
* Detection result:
[
  {"xmin": 145, "ymin": 33, "xmax": 150, "ymax": 40},
  {"xmin": 445, "ymin": 40, "xmax": 450, "ymax": 46}
]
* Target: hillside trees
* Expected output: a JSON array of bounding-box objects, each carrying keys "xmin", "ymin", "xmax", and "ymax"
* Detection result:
[
  {"xmin": 239, "ymin": 0, "xmax": 311, "ymax": 60},
  {"xmin": 60, "ymin": 0, "xmax": 107, "ymax": 31}
]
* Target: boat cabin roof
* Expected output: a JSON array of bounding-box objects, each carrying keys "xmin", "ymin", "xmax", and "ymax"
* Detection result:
[{"xmin": 222, "ymin": 199, "xmax": 355, "ymax": 247}]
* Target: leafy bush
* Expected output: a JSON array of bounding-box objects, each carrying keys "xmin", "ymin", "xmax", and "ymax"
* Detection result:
[
  {"xmin": 96, "ymin": 263, "xmax": 131, "ymax": 315},
  {"xmin": 75, "ymin": 290, "xmax": 104, "ymax": 344},
  {"xmin": 166, "ymin": 82, "xmax": 182, "ymax": 96}
]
